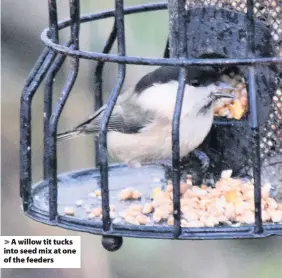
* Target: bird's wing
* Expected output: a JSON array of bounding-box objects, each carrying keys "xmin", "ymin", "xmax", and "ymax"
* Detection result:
[{"xmin": 75, "ymin": 94, "xmax": 154, "ymax": 134}]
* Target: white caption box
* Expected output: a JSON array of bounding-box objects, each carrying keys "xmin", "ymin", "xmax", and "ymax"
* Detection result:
[{"xmin": 0, "ymin": 236, "xmax": 81, "ymax": 268}]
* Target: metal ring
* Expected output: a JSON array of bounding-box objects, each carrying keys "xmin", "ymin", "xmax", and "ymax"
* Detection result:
[{"xmin": 40, "ymin": 2, "xmax": 282, "ymax": 66}]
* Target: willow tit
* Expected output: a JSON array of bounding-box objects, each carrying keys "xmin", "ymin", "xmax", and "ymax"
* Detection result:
[{"xmin": 57, "ymin": 66, "xmax": 234, "ymax": 165}]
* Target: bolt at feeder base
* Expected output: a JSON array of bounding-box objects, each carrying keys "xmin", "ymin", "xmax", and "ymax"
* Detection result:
[{"xmin": 101, "ymin": 236, "xmax": 123, "ymax": 252}]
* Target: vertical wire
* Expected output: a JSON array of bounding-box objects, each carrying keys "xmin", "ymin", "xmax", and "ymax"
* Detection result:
[
  {"xmin": 20, "ymin": 51, "xmax": 54, "ymax": 208},
  {"xmin": 169, "ymin": 0, "xmax": 187, "ymax": 237},
  {"xmin": 94, "ymin": 22, "xmax": 117, "ymax": 166},
  {"xmin": 48, "ymin": 0, "xmax": 80, "ymax": 220},
  {"xmin": 43, "ymin": 0, "xmax": 60, "ymax": 180},
  {"xmin": 48, "ymin": 0, "xmax": 59, "ymax": 42},
  {"xmin": 99, "ymin": 0, "xmax": 126, "ymax": 232},
  {"xmin": 247, "ymin": 0, "xmax": 263, "ymax": 233}
]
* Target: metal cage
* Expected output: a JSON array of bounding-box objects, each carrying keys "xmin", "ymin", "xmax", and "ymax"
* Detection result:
[{"xmin": 20, "ymin": 0, "xmax": 282, "ymax": 251}]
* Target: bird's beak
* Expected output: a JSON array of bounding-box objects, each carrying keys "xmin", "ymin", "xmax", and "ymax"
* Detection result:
[
  {"xmin": 213, "ymin": 82, "xmax": 234, "ymax": 99},
  {"xmin": 213, "ymin": 92, "xmax": 234, "ymax": 99}
]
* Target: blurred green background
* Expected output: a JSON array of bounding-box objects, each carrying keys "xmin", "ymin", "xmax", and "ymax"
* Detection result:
[{"xmin": 1, "ymin": 0, "xmax": 282, "ymax": 277}]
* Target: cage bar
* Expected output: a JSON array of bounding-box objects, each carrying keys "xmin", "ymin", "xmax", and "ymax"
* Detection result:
[
  {"xmin": 94, "ymin": 22, "xmax": 117, "ymax": 166},
  {"xmin": 43, "ymin": 41, "xmax": 71, "ymax": 179},
  {"xmin": 20, "ymin": 50, "xmax": 55, "ymax": 208},
  {"xmin": 99, "ymin": 0, "xmax": 126, "ymax": 232},
  {"xmin": 168, "ymin": 0, "xmax": 188, "ymax": 237},
  {"xmin": 47, "ymin": 0, "xmax": 81, "ymax": 221},
  {"xmin": 43, "ymin": 0, "xmax": 60, "ymax": 180},
  {"xmin": 246, "ymin": 0, "xmax": 263, "ymax": 233}
]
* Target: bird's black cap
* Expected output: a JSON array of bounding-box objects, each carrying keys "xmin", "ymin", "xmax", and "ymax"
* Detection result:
[{"xmin": 134, "ymin": 65, "xmax": 224, "ymax": 93}]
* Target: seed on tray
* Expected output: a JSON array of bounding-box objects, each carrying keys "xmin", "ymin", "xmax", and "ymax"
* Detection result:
[
  {"xmin": 129, "ymin": 204, "xmax": 143, "ymax": 212},
  {"xmin": 95, "ymin": 189, "xmax": 101, "ymax": 197},
  {"xmin": 262, "ymin": 210, "xmax": 271, "ymax": 222},
  {"xmin": 118, "ymin": 187, "xmax": 134, "ymax": 200},
  {"xmin": 180, "ymin": 182, "xmax": 190, "ymax": 194},
  {"xmin": 81, "ymin": 167, "xmax": 282, "ymax": 228},
  {"xmin": 167, "ymin": 216, "xmax": 174, "ymax": 226},
  {"xmin": 270, "ymin": 210, "xmax": 282, "ymax": 223},
  {"xmin": 110, "ymin": 204, "xmax": 116, "ymax": 211},
  {"xmin": 166, "ymin": 184, "xmax": 173, "ymax": 193},
  {"xmin": 142, "ymin": 203, "xmax": 154, "ymax": 214},
  {"xmin": 84, "ymin": 205, "xmax": 91, "ymax": 213},
  {"xmin": 266, "ymin": 198, "xmax": 278, "ymax": 209},
  {"xmin": 182, "ymin": 210, "xmax": 199, "ymax": 222},
  {"xmin": 125, "ymin": 208, "xmax": 140, "ymax": 217},
  {"xmin": 87, "ymin": 212, "xmax": 96, "ymax": 219},
  {"xmin": 152, "ymin": 198, "xmax": 172, "ymax": 208},
  {"xmin": 153, "ymin": 207, "xmax": 170, "ymax": 223},
  {"xmin": 88, "ymin": 192, "xmax": 96, "ymax": 198},
  {"xmin": 91, "ymin": 207, "xmax": 102, "ymax": 217},
  {"xmin": 136, "ymin": 214, "xmax": 150, "ymax": 225},
  {"xmin": 64, "ymin": 207, "xmax": 75, "ymax": 216},
  {"xmin": 184, "ymin": 221, "xmax": 203, "ymax": 228},
  {"xmin": 239, "ymin": 211, "xmax": 255, "ymax": 224},
  {"xmin": 112, "ymin": 217, "xmax": 123, "ymax": 224},
  {"xmin": 75, "ymin": 199, "xmax": 83, "ymax": 207},
  {"xmin": 125, "ymin": 216, "xmax": 140, "ymax": 225},
  {"xmin": 221, "ymin": 169, "xmax": 233, "ymax": 179},
  {"xmin": 132, "ymin": 190, "xmax": 142, "ymax": 200},
  {"xmin": 153, "ymin": 187, "xmax": 162, "ymax": 199}
]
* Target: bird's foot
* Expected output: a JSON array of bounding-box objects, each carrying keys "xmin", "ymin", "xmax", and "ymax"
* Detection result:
[
  {"xmin": 202, "ymin": 173, "xmax": 217, "ymax": 188},
  {"xmin": 191, "ymin": 150, "xmax": 210, "ymax": 173}
]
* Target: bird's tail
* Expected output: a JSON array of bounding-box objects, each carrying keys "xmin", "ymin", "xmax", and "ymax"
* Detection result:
[{"xmin": 57, "ymin": 129, "xmax": 81, "ymax": 141}]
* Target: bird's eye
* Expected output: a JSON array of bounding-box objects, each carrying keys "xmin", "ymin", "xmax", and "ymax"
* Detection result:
[{"xmin": 191, "ymin": 79, "xmax": 200, "ymax": 87}]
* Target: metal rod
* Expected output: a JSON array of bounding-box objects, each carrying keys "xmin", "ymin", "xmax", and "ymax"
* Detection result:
[
  {"xmin": 246, "ymin": 0, "xmax": 263, "ymax": 233},
  {"xmin": 43, "ymin": 43, "xmax": 71, "ymax": 179},
  {"xmin": 48, "ymin": 0, "xmax": 80, "ymax": 221},
  {"xmin": 94, "ymin": 22, "xmax": 117, "ymax": 166},
  {"xmin": 48, "ymin": 0, "xmax": 59, "ymax": 42},
  {"xmin": 172, "ymin": 69, "xmax": 186, "ymax": 237},
  {"xmin": 43, "ymin": 0, "xmax": 60, "ymax": 180},
  {"xmin": 20, "ymin": 50, "xmax": 55, "ymax": 207},
  {"xmin": 99, "ymin": 0, "xmax": 126, "ymax": 232},
  {"xmin": 169, "ymin": 0, "xmax": 187, "ymax": 238},
  {"xmin": 41, "ymin": 27, "xmax": 282, "ymax": 65},
  {"xmin": 248, "ymin": 68, "xmax": 263, "ymax": 233},
  {"xmin": 23, "ymin": 48, "xmax": 50, "ymax": 89}
]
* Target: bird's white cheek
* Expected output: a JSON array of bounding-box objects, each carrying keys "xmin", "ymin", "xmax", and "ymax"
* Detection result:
[{"xmin": 137, "ymin": 82, "xmax": 179, "ymax": 118}]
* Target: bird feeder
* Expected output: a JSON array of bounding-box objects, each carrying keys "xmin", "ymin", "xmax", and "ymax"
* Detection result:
[{"xmin": 20, "ymin": 0, "xmax": 282, "ymax": 251}]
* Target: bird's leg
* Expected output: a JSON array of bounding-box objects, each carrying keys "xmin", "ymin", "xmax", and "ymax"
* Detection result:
[
  {"xmin": 179, "ymin": 150, "xmax": 211, "ymax": 186},
  {"xmin": 202, "ymin": 172, "xmax": 217, "ymax": 188},
  {"xmin": 190, "ymin": 150, "xmax": 211, "ymax": 186},
  {"xmin": 156, "ymin": 160, "xmax": 189, "ymax": 184},
  {"xmin": 193, "ymin": 150, "xmax": 210, "ymax": 173},
  {"xmin": 149, "ymin": 159, "xmax": 173, "ymax": 187},
  {"xmin": 144, "ymin": 159, "xmax": 187, "ymax": 187}
]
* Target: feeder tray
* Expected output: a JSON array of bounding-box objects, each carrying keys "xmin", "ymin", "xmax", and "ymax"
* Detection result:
[
  {"xmin": 20, "ymin": 0, "xmax": 282, "ymax": 251},
  {"xmin": 31, "ymin": 165, "xmax": 166, "ymax": 223}
]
